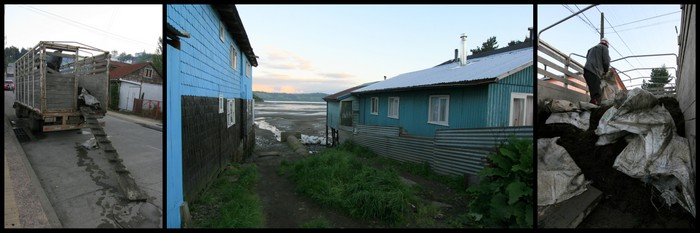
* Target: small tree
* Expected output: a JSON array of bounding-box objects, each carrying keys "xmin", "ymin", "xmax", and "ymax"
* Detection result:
[
  {"xmin": 642, "ymin": 65, "xmax": 672, "ymax": 91},
  {"xmin": 152, "ymin": 37, "xmax": 163, "ymax": 75},
  {"xmin": 507, "ymin": 40, "xmax": 523, "ymax": 46},
  {"xmin": 471, "ymin": 36, "xmax": 499, "ymax": 55}
]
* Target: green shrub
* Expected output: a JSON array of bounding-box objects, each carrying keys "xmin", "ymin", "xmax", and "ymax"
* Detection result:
[{"xmin": 465, "ymin": 137, "xmax": 533, "ymax": 228}]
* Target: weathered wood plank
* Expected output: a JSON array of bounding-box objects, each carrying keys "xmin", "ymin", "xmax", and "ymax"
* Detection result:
[{"xmin": 537, "ymin": 185, "xmax": 602, "ymax": 228}]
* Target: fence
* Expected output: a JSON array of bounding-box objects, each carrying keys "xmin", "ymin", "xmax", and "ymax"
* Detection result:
[
  {"xmin": 134, "ymin": 98, "xmax": 162, "ymax": 120},
  {"xmin": 353, "ymin": 124, "xmax": 533, "ymax": 176}
]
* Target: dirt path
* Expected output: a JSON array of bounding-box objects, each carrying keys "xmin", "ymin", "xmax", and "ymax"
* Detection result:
[{"xmin": 249, "ymin": 127, "xmax": 372, "ymax": 228}]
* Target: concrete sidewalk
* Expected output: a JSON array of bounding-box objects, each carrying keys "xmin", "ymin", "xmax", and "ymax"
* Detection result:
[
  {"xmin": 106, "ymin": 111, "xmax": 162, "ymax": 131},
  {"xmin": 3, "ymin": 116, "xmax": 62, "ymax": 228}
]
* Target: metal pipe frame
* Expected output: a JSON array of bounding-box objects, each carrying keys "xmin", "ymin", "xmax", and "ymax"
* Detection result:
[{"xmin": 539, "ymin": 4, "xmax": 598, "ymax": 39}]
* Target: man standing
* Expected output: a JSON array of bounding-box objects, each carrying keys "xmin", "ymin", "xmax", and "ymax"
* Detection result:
[{"xmin": 583, "ymin": 37, "xmax": 611, "ymax": 105}]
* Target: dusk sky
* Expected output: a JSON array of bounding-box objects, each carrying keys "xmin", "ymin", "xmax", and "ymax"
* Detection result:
[
  {"xmin": 4, "ymin": 5, "xmax": 162, "ymax": 57},
  {"xmin": 237, "ymin": 4, "xmax": 533, "ymax": 94},
  {"xmin": 538, "ymin": 4, "xmax": 682, "ymax": 89}
]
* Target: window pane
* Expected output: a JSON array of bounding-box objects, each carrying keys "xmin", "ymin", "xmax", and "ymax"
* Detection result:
[
  {"xmin": 430, "ymin": 97, "xmax": 439, "ymax": 121},
  {"xmin": 439, "ymin": 98, "xmax": 447, "ymax": 122},
  {"xmin": 526, "ymin": 96, "xmax": 533, "ymax": 126}
]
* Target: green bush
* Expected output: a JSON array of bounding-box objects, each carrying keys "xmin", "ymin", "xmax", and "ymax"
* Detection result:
[{"xmin": 465, "ymin": 137, "xmax": 533, "ymax": 228}]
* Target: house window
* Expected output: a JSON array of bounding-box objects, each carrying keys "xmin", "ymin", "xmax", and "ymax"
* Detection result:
[
  {"xmin": 509, "ymin": 92, "xmax": 533, "ymax": 126},
  {"xmin": 370, "ymin": 97, "xmax": 378, "ymax": 115},
  {"xmin": 227, "ymin": 99, "xmax": 235, "ymax": 127},
  {"xmin": 340, "ymin": 101, "xmax": 353, "ymax": 127},
  {"xmin": 219, "ymin": 94, "xmax": 224, "ymax": 113},
  {"xmin": 388, "ymin": 97, "xmax": 399, "ymax": 119},
  {"xmin": 230, "ymin": 46, "xmax": 238, "ymax": 70},
  {"xmin": 428, "ymin": 95, "xmax": 449, "ymax": 126},
  {"xmin": 144, "ymin": 68, "xmax": 153, "ymax": 79},
  {"xmin": 246, "ymin": 61, "xmax": 251, "ymax": 78},
  {"xmin": 219, "ymin": 22, "xmax": 225, "ymax": 42}
]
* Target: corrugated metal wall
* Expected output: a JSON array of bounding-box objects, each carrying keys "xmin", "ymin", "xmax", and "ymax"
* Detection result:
[
  {"xmin": 433, "ymin": 126, "xmax": 532, "ymax": 176},
  {"xmin": 353, "ymin": 124, "xmax": 532, "ymax": 177},
  {"xmin": 486, "ymin": 66, "xmax": 534, "ymax": 127}
]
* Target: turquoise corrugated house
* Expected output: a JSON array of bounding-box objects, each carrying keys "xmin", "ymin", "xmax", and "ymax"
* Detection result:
[
  {"xmin": 323, "ymin": 81, "xmax": 378, "ymax": 145},
  {"xmin": 352, "ymin": 39, "xmax": 533, "ymax": 138},
  {"xmin": 166, "ymin": 4, "xmax": 257, "ymax": 228}
]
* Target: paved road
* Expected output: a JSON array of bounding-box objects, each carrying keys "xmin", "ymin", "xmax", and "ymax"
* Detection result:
[{"xmin": 4, "ymin": 91, "xmax": 162, "ymax": 228}]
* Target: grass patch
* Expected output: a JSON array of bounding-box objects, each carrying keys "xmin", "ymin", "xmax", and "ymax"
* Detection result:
[
  {"xmin": 281, "ymin": 147, "xmax": 420, "ymax": 226},
  {"xmin": 299, "ymin": 217, "xmax": 334, "ymax": 228},
  {"xmin": 190, "ymin": 164, "xmax": 265, "ymax": 228}
]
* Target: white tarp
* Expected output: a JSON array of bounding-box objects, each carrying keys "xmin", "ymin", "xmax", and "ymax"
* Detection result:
[
  {"xmin": 595, "ymin": 88, "xmax": 695, "ymax": 217},
  {"xmin": 79, "ymin": 88, "xmax": 100, "ymax": 108},
  {"xmin": 546, "ymin": 111, "xmax": 591, "ymax": 131},
  {"xmin": 537, "ymin": 137, "xmax": 590, "ymax": 206},
  {"xmin": 545, "ymin": 99, "xmax": 597, "ymax": 131}
]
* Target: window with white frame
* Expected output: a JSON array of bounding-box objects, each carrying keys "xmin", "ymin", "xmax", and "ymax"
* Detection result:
[
  {"xmin": 246, "ymin": 61, "xmax": 251, "ymax": 77},
  {"xmin": 219, "ymin": 22, "xmax": 225, "ymax": 42},
  {"xmin": 219, "ymin": 94, "xmax": 224, "ymax": 113},
  {"xmin": 370, "ymin": 97, "xmax": 379, "ymax": 115},
  {"xmin": 428, "ymin": 95, "xmax": 449, "ymax": 125},
  {"xmin": 227, "ymin": 99, "xmax": 235, "ymax": 127},
  {"xmin": 230, "ymin": 46, "xmax": 238, "ymax": 70},
  {"xmin": 144, "ymin": 68, "xmax": 153, "ymax": 79},
  {"xmin": 388, "ymin": 97, "xmax": 399, "ymax": 119},
  {"xmin": 509, "ymin": 92, "xmax": 533, "ymax": 126}
]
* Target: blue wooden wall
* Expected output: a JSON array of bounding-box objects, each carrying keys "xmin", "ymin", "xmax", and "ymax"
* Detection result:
[
  {"xmin": 166, "ymin": 4, "xmax": 254, "ymax": 228},
  {"xmin": 167, "ymin": 4, "xmax": 252, "ymax": 100}
]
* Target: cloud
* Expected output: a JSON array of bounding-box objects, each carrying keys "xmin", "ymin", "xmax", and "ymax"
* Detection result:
[
  {"xmin": 253, "ymin": 84, "xmax": 304, "ymax": 93},
  {"xmin": 318, "ymin": 72, "xmax": 354, "ymax": 79},
  {"xmin": 253, "ymin": 74, "xmax": 356, "ymax": 94},
  {"xmin": 255, "ymin": 73, "xmax": 353, "ymax": 83},
  {"xmin": 263, "ymin": 47, "xmax": 313, "ymax": 71}
]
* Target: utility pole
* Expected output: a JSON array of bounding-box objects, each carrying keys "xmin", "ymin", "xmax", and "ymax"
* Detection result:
[{"xmin": 600, "ymin": 12, "xmax": 605, "ymax": 40}]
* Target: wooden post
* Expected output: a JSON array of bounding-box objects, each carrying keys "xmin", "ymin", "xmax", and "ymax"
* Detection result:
[{"xmin": 600, "ymin": 12, "xmax": 604, "ymax": 40}]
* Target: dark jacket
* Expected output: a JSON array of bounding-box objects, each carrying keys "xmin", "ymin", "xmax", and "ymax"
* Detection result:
[{"xmin": 584, "ymin": 43, "xmax": 611, "ymax": 77}]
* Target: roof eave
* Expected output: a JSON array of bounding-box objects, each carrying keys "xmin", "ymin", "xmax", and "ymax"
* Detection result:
[
  {"xmin": 213, "ymin": 4, "xmax": 258, "ymax": 67},
  {"xmin": 353, "ymin": 78, "xmax": 497, "ymax": 94}
]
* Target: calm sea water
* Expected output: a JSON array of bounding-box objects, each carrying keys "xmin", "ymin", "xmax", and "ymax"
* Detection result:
[{"xmin": 254, "ymin": 101, "xmax": 326, "ymax": 117}]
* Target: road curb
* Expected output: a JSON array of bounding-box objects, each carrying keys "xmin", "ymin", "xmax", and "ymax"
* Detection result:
[
  {"xmin": 4, "ymin": 116, "xmax": 63, "ymax": 228},
  {"xmin": 106, "ymin": 111, "xmax": 162, "ymax": 131}
]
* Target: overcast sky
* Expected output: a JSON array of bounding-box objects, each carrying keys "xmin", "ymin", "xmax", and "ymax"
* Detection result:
[
  {"xmin": 237, "ymin": 4, "xmax": 533, "ymax": 94},
  {"xmin": 537, "ymin": 4, "xmax": 682, "ymax": 89},
  {"xmin": 4, "ymin": 5, "xmax": 162, "ymax": 56}
]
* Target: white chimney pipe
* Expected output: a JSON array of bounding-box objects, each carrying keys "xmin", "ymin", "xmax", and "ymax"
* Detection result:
[{"xmin": 460, "ymin": 33, "xmax": 467, "ymax": 66}]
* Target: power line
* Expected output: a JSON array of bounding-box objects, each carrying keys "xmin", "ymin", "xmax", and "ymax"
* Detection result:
[
  {"xmin": 609, "ymin": 11, "xmax": 680, "ymax": 29},
  {"xmin": 595, "ymin": 6, "xmax": 645, "ymax": 78},
  {"xmin": 23, "ymin": 6, "xmax": 154, "ymax": 48},
  {"xmin": 613, "ymin": 19, "xmax": 679, "ymax": 33},
  {"xmin": 575, "ymin": 4, "xmax": 600, "ymax": 35},
  {"xmin": 562, "ymin": 5, "xmax": 599, "ymax": 35}
]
